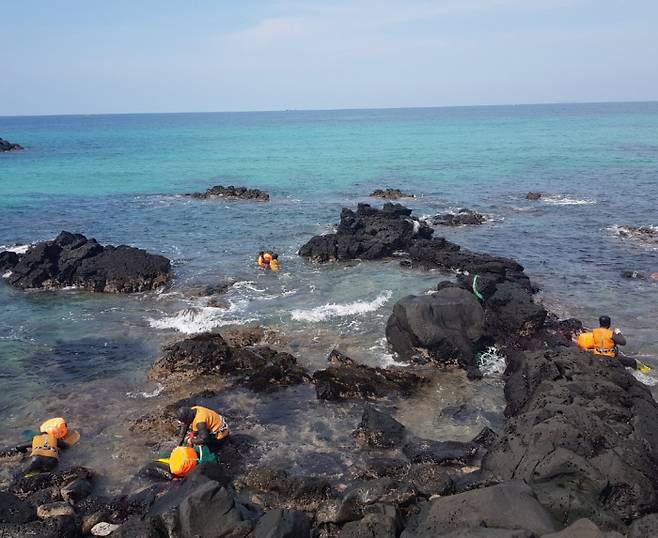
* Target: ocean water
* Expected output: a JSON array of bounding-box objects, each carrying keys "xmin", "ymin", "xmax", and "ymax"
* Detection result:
[{"xmin": 1, "ymin": 103, "xmax": 657, "ymax": 491}]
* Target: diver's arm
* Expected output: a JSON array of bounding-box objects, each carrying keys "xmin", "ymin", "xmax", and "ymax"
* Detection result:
[
  {"xmin": 177, "ymin": 423, "xmax": 189, "ymax": 446},
  {"xmin": 613, "ymin": 332, "xmax": 627, "ymax": 346}
]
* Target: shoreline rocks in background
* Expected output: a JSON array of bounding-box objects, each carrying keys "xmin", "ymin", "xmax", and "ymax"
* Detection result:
[
  {"xmin": 526, "ymin": 191, "xmax": 543, "ymax": 200},
  {"xmin": 0, "ymin": 231, "xmax": 171, "ymax": 292},
  {"xmin": 429, "ymin": 208, "xmax": 487, "ymax": 226},
  {"xmin": 0, "ymin": 138, "xmax": 23, "ymax": 152},
  {"xmin": 187, "ymin": 184, "xmax": 270, "ymax": 201},
  {"xmin": 369, "ymin": 188, "xmax": 415, "ymax": 200}
]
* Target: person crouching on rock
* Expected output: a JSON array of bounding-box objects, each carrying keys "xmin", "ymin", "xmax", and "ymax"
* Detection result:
[
  {"xmin": 177, "ymin": 405, "xmax": 229, "ymax": 452},
  {"xmin": 25, "ymin": 417, "xmax": 80, "ymax": 475},
  {"xmin": 592, "ymin": 316, "xmax": 638, "ymax": 368}
]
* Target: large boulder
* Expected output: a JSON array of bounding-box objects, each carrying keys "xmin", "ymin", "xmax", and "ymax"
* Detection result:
[
  {"xmin": 0, "ymin": 137, "xmax": 23, "ymax": 151},
  {"xmin": 298, "ymin": 203, "xmax": 432, "ymax": 262},
  {"xmin": 542, "ymin": 518, "xmax": 624, "ymax": 537},
  {"xmin": 253, "ymin": 509, "xmax": 311, "ymax": 538},
  {"xmin": 149, "ymin": 332, "xmax": 308, "ymax": 391},
  {"xmin": 1, "ymin": 232, "xmax": 170, "ymax": 292},
  {"xmin": 385, "ymin": 287, "xmax": 484, "ymax": 374},
  {"xmin": 312, "ymin": 350, "xmax": 426, "ymax": 401},
  {"xmin": 188, "ymin": 185, "xmax": 270, "ymax": 201},
  {"xmin": 0, "ymin": 491, "xmax": 36, "ymax": 523},
  {"xmin": 400, "ymin": 481, "xmax": 558, "ymax": 537},
  {"xmin": 482, "ymin": 347, "xmax": 658, "ymax": 528}
]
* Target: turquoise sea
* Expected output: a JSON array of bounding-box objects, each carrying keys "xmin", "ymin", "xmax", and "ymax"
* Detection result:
[{"xmin": 1, "ymin": 102, "xmax": 657, "ymax": 490}]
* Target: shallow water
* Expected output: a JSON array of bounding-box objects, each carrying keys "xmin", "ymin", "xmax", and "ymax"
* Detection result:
[{"xmin": 1, "ymin": 103, "xmax": 657, "ymax": 492}]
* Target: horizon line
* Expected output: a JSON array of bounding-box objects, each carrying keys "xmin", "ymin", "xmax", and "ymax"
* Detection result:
[{"xmin": 1, "ymin": 98, "xmax": 657, "ymax": 120}]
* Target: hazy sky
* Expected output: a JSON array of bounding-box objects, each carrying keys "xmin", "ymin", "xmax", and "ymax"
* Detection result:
[{"xmin": 2, "ymin": 0, "xmax": 657, "ymax": 115}]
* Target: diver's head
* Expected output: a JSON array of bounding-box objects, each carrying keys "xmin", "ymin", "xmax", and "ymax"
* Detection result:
[
  {"xmin": 177, "ymin": 406, "xmax": 195, "ymax": 425},
  {"xmin": 599, "ymin": 315, "xmax": 611, "ymax": 328}
]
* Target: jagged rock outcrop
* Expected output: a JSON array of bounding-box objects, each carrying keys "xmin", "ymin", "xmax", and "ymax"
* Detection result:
[
  {"xmin": 0, "ymin": 232, "xmax": 170, "ymax": 292},
  {"xmin": 188, "ymin": 185, "xmax": 270, "ymax": 201},
  {"xmin": 370, "ymin": 188, "xmax": 415, "ymax": 200}
]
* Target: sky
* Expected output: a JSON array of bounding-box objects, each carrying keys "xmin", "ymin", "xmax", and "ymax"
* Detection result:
[{"xmin": 1, "ymin": 0, "xmax": 657, "ymax": 116}]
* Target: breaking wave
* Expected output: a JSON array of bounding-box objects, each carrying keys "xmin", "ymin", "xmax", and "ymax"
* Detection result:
[
  {"xmin": 541, "ymin": 195, "xmax": 595, "ymax": 206},
  {"xmin": 148, "ymin": 301, "xmax": 257, "ymax": 334},
  {"xmin": 291, "ymin": 291, "xmax": 393, "ymax": 322}
]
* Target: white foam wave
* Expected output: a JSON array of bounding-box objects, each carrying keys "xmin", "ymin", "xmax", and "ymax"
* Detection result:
[
  {"xmin": 477, "ymin": 346, "xmax": 506, "ymax": 377},
  {"xmin": 630, "ymin": 368, "xmax": 657, "ymax": 386},
  {"xmin": 148, "ymin": 299, "xmax": 257, "ymax": 334},
  {"xmin": 291, "ymin": 291, "xmax": 393, "ymax": 322},
  {"xmin": 541, "ymin": 195, "xmax": 595, "ymax": 206},
  {"xmin": 2, "ymin": 271, "xmax": 11, "ymax": 278},
  {"xmin": 1, "ymin": 244, "xmax": 30, "ymax": 254},
  {"xmin": 126, "ymin": 384, "xmax": 165, "ymax": 399}
]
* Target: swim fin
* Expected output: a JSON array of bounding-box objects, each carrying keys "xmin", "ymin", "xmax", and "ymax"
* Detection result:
[{"xmin": 637, "ymin": 361, "xmax": 653, "ymax": 375}]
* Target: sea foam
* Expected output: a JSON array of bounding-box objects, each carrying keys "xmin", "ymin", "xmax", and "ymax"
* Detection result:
[
  {"xmin": 541, "ymin": 195, "xmax": 595, "ymax": 206},
  {"xmin": 291, "ymin": 290, "xmax": 393, "ymax": 322}
]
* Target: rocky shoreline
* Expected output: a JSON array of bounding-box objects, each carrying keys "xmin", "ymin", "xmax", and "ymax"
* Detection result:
[
  {"xmin": 0, "ymin": 137, "xmax": 23, "ymax": 152},
  {"xmin": 1, "ymin": 204, "xmax": 657, "ymax": 537}
]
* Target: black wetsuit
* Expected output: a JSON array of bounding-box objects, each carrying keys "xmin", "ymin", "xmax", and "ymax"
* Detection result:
[{"xmin": 612, "ymin": 333, "xmax": 637, "ymax": 369}]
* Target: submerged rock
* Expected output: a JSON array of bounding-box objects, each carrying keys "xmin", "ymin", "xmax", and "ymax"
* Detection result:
[
  {"xmin": 482, "ymin": 347, "xmax": 658, "ymax": 528},
  {"xmin": 0, "ymin": 138, "xmax": 23, "ymax": 152},
  {"xmin": 402, "ymin": 437, "xmax": 478, "ymax": 465},
  {"xmin": 312, "ymin": 350, "xmax": 426, "ymax": 401},
  {"xmin": 188, "ymin": 185, "xmax": 270, "ymax": 201},
  {"xmin": 526, "ymin": 192, "xmax": 543, "ymax": 200},
  {"xmin": 0, "ymin": 231, "xmax": 171, "ymax": 292},
  {"xmin": 369, "ymin": 188, "xmax": 415, "ymax": 200},
  {"xmin": 352, "ymin": 406, "xmax": 406, "ymax": 449},
  {"xmin": 149, "ymin": 332, "xmax": 309, "ymax": 391},
  {"xmin": 430, "ymin": 209, "xmax": 486, "ymax": 226}
]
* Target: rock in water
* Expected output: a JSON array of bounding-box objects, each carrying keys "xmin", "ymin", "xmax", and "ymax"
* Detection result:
[
  {"xmin": 385, "ymin": 287, "xmax": 485, "ymax": 372},
  {"xmin": 369, "ymin": 188, "xmax": 415, "ymax": 200},
  {"xmin": 312, "ymin": 350, "xmax": 426, "ymax": 401},
  {"xmin": 0, "ymin": 138, "xmax": 23, "ymax": 152},
  {"xmin": 430, "ymin": 208, "xmax": 486, "ymax": 226},
  {"xmin": 352, "ymin": 406, "xmax": 406, "ymax": 448},
  {"xmin": 526, "ymin": 192, "xmax": 542, "ymax": 200},
  {"xmin": 298, "ymin": 203, "xmax": 432, "ymax": 262},
  {"xmin": 482, "ymin": 347, "xmax": 658, "ymax": 528},
  {"xmin": 1, "ymin": 231, "xmax": 171, "ymax": 292},
  {"xmin": 188, "ymin": 185, "xmax": 270, "ymax": 201}
]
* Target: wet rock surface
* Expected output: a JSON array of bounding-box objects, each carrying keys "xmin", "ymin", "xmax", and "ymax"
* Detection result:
[
  {"xmin": 526, "ymin": 191, "xmax": 543, "ymax": 200},
  {"xmin": 188, "ymin": 184, "xmax": 270, "ymax": 201},
  {"xmin": 369, "ymin": 188, "xmax": 415, "ymax": 200},
  {"xmin": 482, "ymin": 346, "xmax": 658, "ymax": 528},
  {"xmin": 352, "ymin": 406, "xmax": 406, "ymax": 449},
  {"xmin": 430, "ymin": 208, "xmax": 486, "ymax": 226},
  {"xmin": 149, "ymin": 332, "xmax": 309, "ymax": 391},
  {"xmin": 0, "ymin": 137, "xmax": 23, "ymax": 151},
  {"xmin": 312, "ymin": 350, "xmax": 427, "ymax": 401},
  {"xmin": 0, "ymin": 231, "xmax": 171, "ymax": 292}
]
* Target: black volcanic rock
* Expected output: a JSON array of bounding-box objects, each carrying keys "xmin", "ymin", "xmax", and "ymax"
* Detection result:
[
  {"xmin": 482, "ymin": 347, "xmax": 658, "ymax": 528},
  {"xmin": 1, "ymin": 232, "xmax": 170, "ymax": 292},
  {"xmin": 312, "ymin": 350, "xmax": 426, "ymax": 401},
  {"xmin": 298, "ymin": 203, "xmax": 432, "ymax": 262},
  {"xmin": 188, "ymin": 185, "xmax": 270, "ymax": 201},
  {"xmin": 370, "ymin": 188, "xmax": 415, "ymax": 200},
  {"xmin": 0, "ymin": 138, "xmax": 23, "ymax": 152},
  {"xmin": 526, "ymin": 192, "xmax": 542, "ymax": 200},
  {"xmin": 149, "ymin": 332, "xmax": 309, "ymax": 391},
  {"xmin": 430, "ymin": 208, "xmax": 486, "ymax": 226}
]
